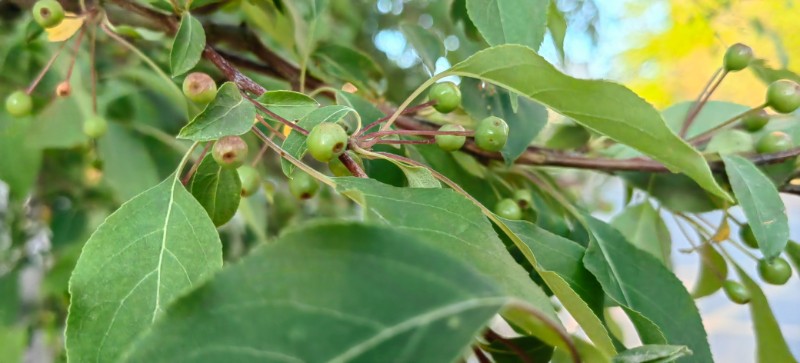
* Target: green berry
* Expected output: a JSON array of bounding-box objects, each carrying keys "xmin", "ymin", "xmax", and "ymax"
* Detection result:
[
  {"xmin": 32, "ymin": 0, "xmax": 65, "ymax": 29},
  {"xmin": 182, "ymin": 72, "xmax": 218, "ymax": 104},
  {"xmin": 758, "ymin": 257, "xmax": 792, "ymax": 285},
  {"xmin": 5, "ymin": 91, "xmax": 32, "ymax": 117},
  {"xmin": 755, "ymin": 131, "xmax": 793, "ymax": 154},
  {"xmin": 495, "ymin": 198, "xmax": 522, "ymax": 220},
  {"xmin": 328, "ymin": 151, "xmax": 363, "ymax": 177},
  {"xmin": 766, "ymin": 79, "xmax": 800, "ymax": 114},
  {"xmin": 739, "ymin": 224, "xmax": 758, "ymax": 249},
  {"xmin": 741, "ymin": 109, "xmax": 770, "ymax": 132},
  {"xmin": 307, "ymin": 123, "xmax": 348, "ymax": 162},
  {"xmin": 429, "ymin": 82, "xmax": 461, "ymax": 113},
  {"xmin": 474, "ymin": 116, "xmax": 509, "ymax": 152},
  {"xmin": 237, "ymin": 165, "xmax": 260, "ymax": 197},
  {"xmin": 289, "ymin": 171, "xmax": 320, "ymax": 200},
  {"xmin": 722, "ymin": 280, "xmax": 751, "ymax": 304},
  {"xmin": 212, "ymin": 136, "xmax": 248, "ymax": 169},
  {"xmin": 723, "ymin": 43, "xmax": 753, "ymax": 72},
  {"xmin": 83, "ymin": 115, "xmax": 108, "ymax": 138},
  {"xmin": 435, "ymin": 124, "xmax": 466, "ymax": 151},
  {"xmin": 513, "ymin": 189, "xmax": 533, "ymax": 209}
]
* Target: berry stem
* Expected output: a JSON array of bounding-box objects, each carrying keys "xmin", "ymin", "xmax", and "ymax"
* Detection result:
[
  {"xmin": 250, "ymin": 127, "xmax": 338, "ymax": 186},
  {"xmin": 688, "ymin": 104, "xmax": 767, "ymax": 145},
  {"xmin": 378, "ymin": 77, "xmax": 440, "ymax": 132},
  {"xmin": 90, "ymin": 24, "xmax": 98, "ymax": 114},
  {"xmin": 251, "ymin": 142, "xmax": 270, "ymax": 167},
  {"xmin": 672, "ymin": 214, "xmax": 726, "ymax": 280},
  {"xmin": 370, "ymin": 139, "xmax": 437, "ymax": 145},
  {"xmin": 353, "ymin": 100, "xmax": 436, "ymax": 139},
  {"xmin": 360, "ymin": 128, "xmax": 473, "ymax": 141},
  {"xmin": 471, "ymin": 347, "xmax": 491, "ymax": 363},
  {"xmin": 25, "ymin": 37, "xmax": 71, "ymax": 95},
  {"xmin": 65, "ymin": 26, "xmax": 88, "ymax": 81},
  {"xmin": 255, "ymin": 114, "xmax": 286, "ymax": 140},
  {"xmin": 181, "ymin": 141, "xmax": 212, "ymax": 185},
  {"xmin": 680, "ymin": 68, "xmax": 726, "ymax": 137},
  {"xmin": 247, "ymin": 96, "xmax": 309, "ymax": 136}
]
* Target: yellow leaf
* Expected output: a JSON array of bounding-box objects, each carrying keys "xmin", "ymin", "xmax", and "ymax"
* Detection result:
[
  {"xmin": 46, "ymin": 13, "xmax": 84, "ymax": 42},
  {"xmin": 282, "ymin": 124, "xmax": 292, "ymax": 137}
]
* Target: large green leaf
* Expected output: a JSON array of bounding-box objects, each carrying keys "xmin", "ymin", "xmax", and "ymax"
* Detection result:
[
  {"xmin": 170, "ymin": 13, "xmax": 206, "ymax": 77},
  {"xmin": 27, "ymin": 92, "xmax": 90, "ymax": 148},
  {"xmin": 786, "ymin": 241, "xmax": 800, "ymax": 273},
  {"xmin": 722, "ymin": 155, "xmax": 789, "ymax": 259},
  {"xmin": 178, "ymin": 82, "xmax": 257, "ymax": 141},
  {"xmin": 734, "ymin": 266, "xmax": 798, "ymax": 363},
  {"xmin": 255, "ymin": 90, "xmax": 319, "ymax": 121},
  {"xmin": 610, "ymin": 202, "xmax": 671, "ymax": 265},
  {"xmin": 99, "ymin": 123, "xmax": 161, "ymax": 202},
  {"xmin": 124, "ymin": 222, "xmax": 508, "ymax": 362},
  {"xmin": 400, "ymin": 23, "xmax": 445, "ymax": 73},
  {"xmin": 691, "ymin": 243, "xmax": 727, "ymax": 299},
  {"xmin": 612, "ymin": 345, "xmax": 692, "ymax": 363},
  {"xmin": 66, "ymin": 175, "xmax": 223, "ymax": 363},
  {"xmin": 501, "ymin": 220, "xmax": 616, "ymax": 356},
  {"xmin": 465, "ymin": 0, "xmax": 548, "ymax": 49},
  {"xmin": 280, "ymin": 105, "xmax": 355, "ymax": 176},
  {"xmin": 445, "ymin": 45, "xmax": 730, "ymax": 201},
  {"xmin": 334, "ymin": 178, "xmax": 557, "ymax": 322},
  {"xmin": 583, "ymin": 217, "xmax": 712, "ymax": 363},
  {"xmin": 189, "ymin": 154, "xmax": 242, "ymax": 227},
  {"xmin": 460, "ymin": 78, "xmax": 547, "ymax": 164}
]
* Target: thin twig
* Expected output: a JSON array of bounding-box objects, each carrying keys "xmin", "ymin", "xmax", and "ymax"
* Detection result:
[
  {"xmin": 255, "ymin": 114, "xmax": 286, "ymax": 140},
  {"xmin": 354, "ymin": 100, "xmax": 436, "ymax": 139},
  {"xmin": 247, "ymin": 96, "xmax": 309, "ymax": 136},
  {"xmin": 688, "ymin": 105, "xmax": 766, "ymax": 145},
  {"xmin": 26, "ymin": 38, "xmax": 71, "ymax": 95},
  {"xmin": 472, "ymin": 346, "xmax": 491, "ymax": 363},
  {"xmin": 359, "ymin": 129, "xmax": 473, "ymax": 140},
  {"xmin": 485, "ymin": 330, "xmax": 533, "ymax": 363},
  {"xmin": 65, "ymin": 26, "xmax": 88, "ymax": 80}
]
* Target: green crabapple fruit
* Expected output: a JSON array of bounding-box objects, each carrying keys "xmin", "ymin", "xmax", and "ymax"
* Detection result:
[
  {"xmin": 755, "ymin": 131, "xmax": 793, "ymax": 154},
  {"xmin": 237, "ymin": 165, "xmax": 261, "ymax": 197},
  {"xmin": 32, "ymin": 0, "xmax": 65, "ymax": 29},
  {"xmin": 83, "ymin": 115, "xmax": 108, "ymax": 138},
  {"xmin": 212, "ymin": 135, "xmax": 248, "ymax": 169},
  {"xmin": 328, "ymin": 151, "xmax": 363, "ymax": 177},
  {"xmin": 494, "ymin": 198, "xmax": 522, "ymax": 220},
  {"xmin": 5, "ymin": 91, "xmax": 32, "ymax": 117},
  {"xmin": 758, "ymin": 257, "xmax": 792, "ymax": 285},
  {"xmin": 289, "ymin": 171, "xmax": 320, "ymax": 200},
  {"xmin": 723, "ymin": 43, "xmax": 753, "ymax": 72},
  {"xmin": 428, "ymin": 82, "xmax": 462, "ymax": 113},
  {"xmin": 741, "ymin": 109, "xmax": 769, "ymax": 132},
  {"xmin": 513, "ymin": 189, "xmax": 533, "ymax": 209},
  {"xmin": 766, "ymin": 79, "xmax": 800, "ymax": 114},
  {"xmin": 739, "ymin": 224, "xmax": 758, "ymax": 249},
  {"xmin": 474, "ymin": 116, "xmax": 509, "ymax": 152},
  {"xmin": 435, "ymin": 124, "xmax": 467, "ymax": 151},
  {"xmin": 722, "ymin": 280, "xmax": 751, "ymax": 304},
  {"xmin": 307, "ymin": 123, "xmax": 348, "ymax": 162},
  {"xmin": 182, "ymin": 72, "xmax": 218, "ymax": 104}
]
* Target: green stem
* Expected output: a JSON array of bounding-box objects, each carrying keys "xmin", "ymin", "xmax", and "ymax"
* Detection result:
[
  {"xmin": 680, "ymin": 68, "xmax": 726, "ymax": 137},
  {"xmin": 688, "ymin": 104, "xmax": 767, "ymax": 145},
  {"xmin": 379, "ymin": 76, "xmax": 441, "ymax": 132},
  {"xmin": 174, "ymin": 141, "xmax": 200, "ymax": 182}
]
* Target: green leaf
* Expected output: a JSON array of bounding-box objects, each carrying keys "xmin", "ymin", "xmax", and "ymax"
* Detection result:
[
  {"xmin": 280, "ymin": 105, "xmax": 355, "ymax": 176},
  {"xmin": 786, "ymin": 241, "xmax": 800, "ymax": 272},
  {"xmin": 178, "ymin": 82, "xmax": 257, "ymax": 141},
  {"xmin": 378, "ymin": 157, "xmax": 441, "ymax": 188},
  {"xmin": 334, "ymin": 178, "xmax": 557, "ymax": 322},
  {"xmin": 399, "ymin": 23, "xmax": 445, "ymax": 73},
  {"xmin": 170, "ymin": 13, "xmax": 206, "ymax": 77},
  {"xmin": 483, "ymin": 336, "xmax": 554, "ymax": 363},
  {"xmin": 415, "ymin": 145, "xmax": 497, "ymax": 205},
  {"xmin": 66, "ymin": 175, "xmax": 223, "ymax": 363},
  {"xmin": 28, "ymin": 90, "xmax": 89, "ymax": 149},
  {"xmin": 704, "ymin": 129, "xmax": 753, "ymax": 155},
  {"xmin": 734, "ymin": 265, "xmax": 798, "ymax": 363},
  {"xmin": 446, "ymin": 45, "xmax": 730, "ymax": 201},
  {"xmin": 255, "ymin": 90, "xmax": 319, "ymax": 121},
  {"xmin": 610, "ymin": 202, "xmax": 671, "ymax": 265},
  {"xmin": 466, "ymin": 0, "xmax": 548, "ymax": 49},
  {"xmin": 99, "ymin": 123, "xmax": 161, "ymax": 202},
  {"xmin": 460, "ymin": 78, "xmax": 547, "ymax": 164},
  {"xmin": 691, "ymin": 243, "xmax": 728, "ymax": 299},
  {"xmin": 547, "ymin": 1, "xmax": 567, "ymax": 61},
  {"xmin": 124, "ymin": 222, "xmax": 508, "ymax": 362},
  {"xmin": 619, "ymin": 172, "xmax": 722, "ymax": 213},
  {"xmin": 612, "ymin": 345, "xmax": 692, "ymax": 363},
  {"xmin": 0, "ymin": 114, "xmax": 41, "ymax": 200},
  {"xmin": 313, "ymin": 44, "xmax": 383, "ymax": 93},
  {"xmin": 583, "ymin": 217, "xmax": 712, "ymax": 363},
  {"xmin": 501, "ymin": 220, "xmax": 617, "ymax": 356},
  {"xmin": 0, "ymin": 326, "xmax": 26, "ymax": 363},
  {"xmin": 189, "ymin": 154, "xmax": 242, "ymax": 227},
  {"xmin": 722, "ymin": 155, "xmax": 789, "ymax": 259}
]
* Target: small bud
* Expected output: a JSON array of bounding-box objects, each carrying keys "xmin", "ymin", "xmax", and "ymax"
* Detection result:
[{"xmin": 56, "ymin": 81, "xmax": 71, "ymax": 97}]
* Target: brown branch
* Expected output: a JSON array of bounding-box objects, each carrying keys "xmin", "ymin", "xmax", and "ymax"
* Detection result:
[
  {"xmin": 484, "ymin": 330, "xmax": 533, "ymax": 363},
  {"xmin": 181, "ymin": 141, "xmax": 212, "ymax": 185},
  {"xmin": 472, "ymin": 346, "xmax": 491, "ymax": 363},
  {"xmin": 393, "ymin": 116, "xmax": 800, "ymax": 173}
]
